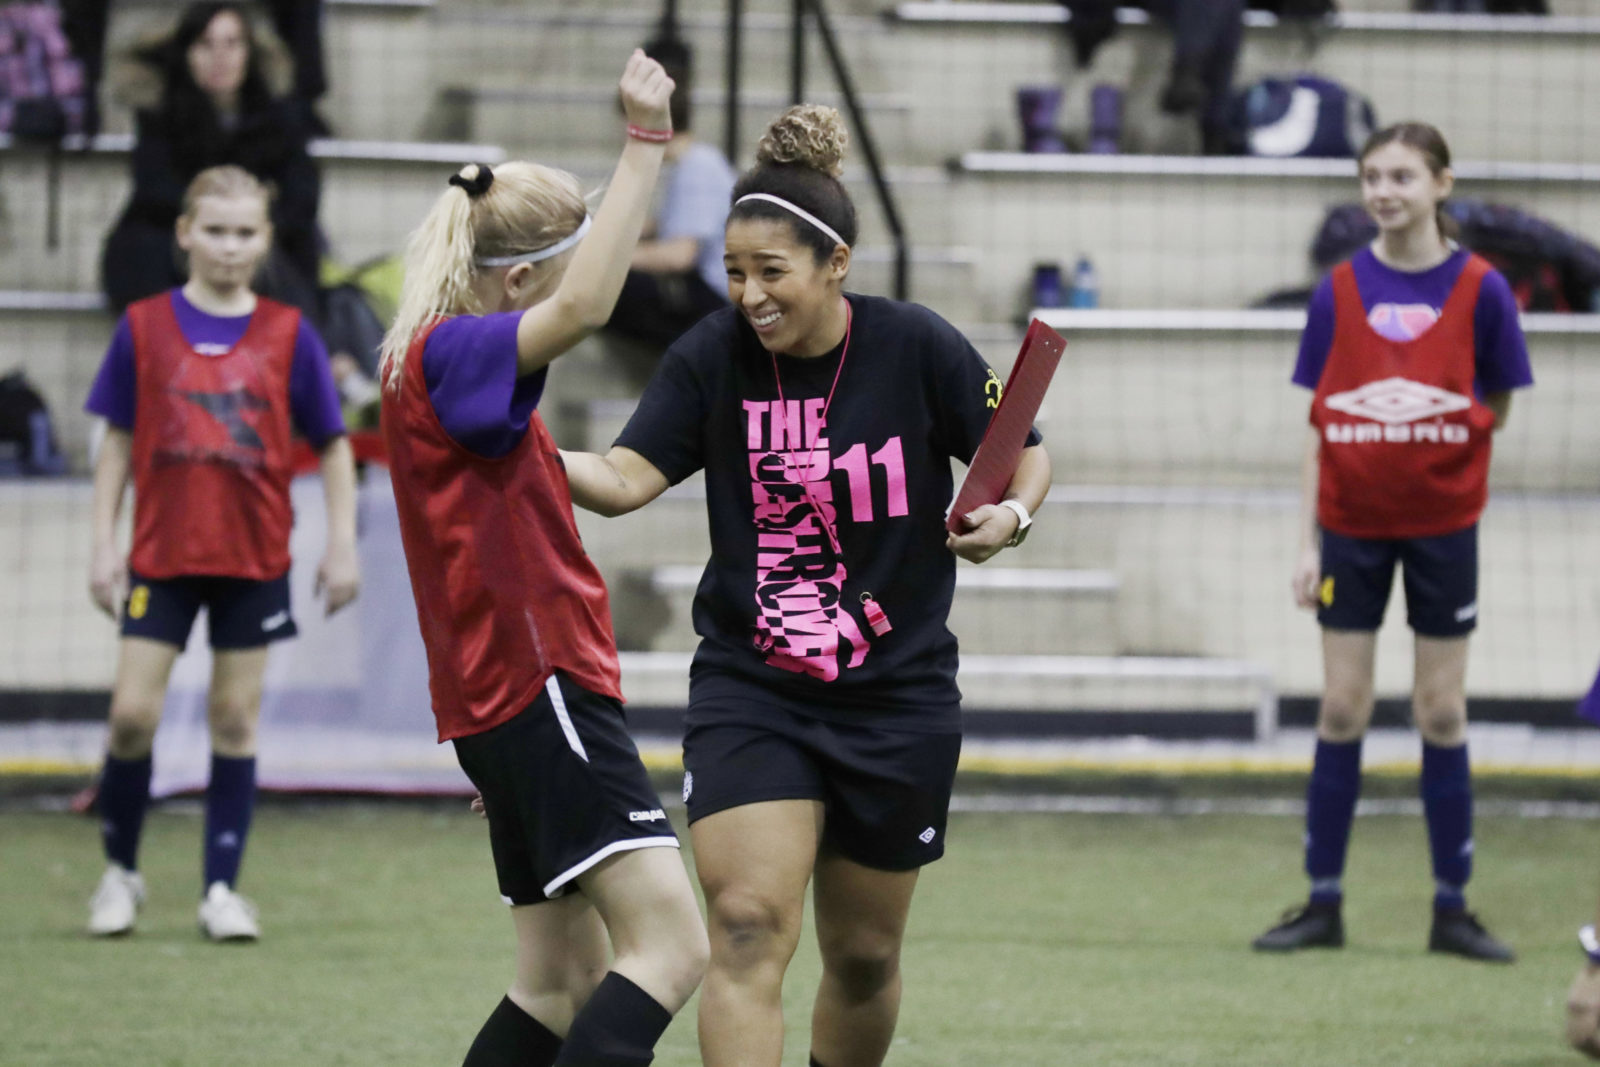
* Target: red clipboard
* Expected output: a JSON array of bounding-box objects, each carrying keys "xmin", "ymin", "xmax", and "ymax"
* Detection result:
[{"xmin": 945, "ymin": 318, "xmax": 1066, "ymax": 532}]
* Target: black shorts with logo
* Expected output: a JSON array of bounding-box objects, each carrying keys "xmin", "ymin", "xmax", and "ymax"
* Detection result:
[
  {"xmin": 452, "ymin": 672, "xmax": 679, "ymax": 906},
  {"xmin": 1317, "ymin": 524, "xmax": 1478, "ymax": 638},
  {"xmin": 682, "ymin": 699, "xmax": 963, "ymax": 872},
  {"xmin": 120, "ymin": 569, "xmax": 297, "ymax": 649}
]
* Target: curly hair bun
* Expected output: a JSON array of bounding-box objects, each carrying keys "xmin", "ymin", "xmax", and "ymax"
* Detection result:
[{"xmin": 756, "ymin": 105, "xmax": 848, "ymax": 178}]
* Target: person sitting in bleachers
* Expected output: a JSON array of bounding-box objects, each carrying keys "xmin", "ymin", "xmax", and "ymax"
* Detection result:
[
  {"xmin": 99, "ymin": 1, "xmax": 320, "ymax": 321},
  {"xmin": 603, "ymin": 35, "xmax": 736, "ymax": 353},
  {"xmin": 61, "ymin": 0, "xmax": 327, "ymax": 137},
  {"xmin": 1057, "ymin": 0, "xmax": 1246, "ymax": 155}
]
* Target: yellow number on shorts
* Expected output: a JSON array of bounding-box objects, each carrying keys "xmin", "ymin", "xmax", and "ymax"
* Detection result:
[
  {"xmin": 1318, "ymin": 576, "xmax": 1334, "ymax": 608},
  {"xmin": 128, "ymin": 585, "xmax": 149, "ymax": 620}
]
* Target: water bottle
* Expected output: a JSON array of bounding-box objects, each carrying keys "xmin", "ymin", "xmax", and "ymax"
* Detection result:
[
  {"xmin": 1068, "ymin": 255, "xmax": 1099, "ymax": 309},
  {"xmin": 1031, "ymin": 261, "xmax": 1066, "ymax": 309}
]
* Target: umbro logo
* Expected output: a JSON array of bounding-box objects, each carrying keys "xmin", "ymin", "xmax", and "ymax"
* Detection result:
[
  {"xmin": 260, "ymin": 609, "xmax": 290, "ymax": 631},
  {"xmin": 1325, "ymin": 378, "xmax": 1471, "ymax": 425},
  {"xmin": 629, "ymin": 809, "xmax": 667, "ymax": 823},
  {"xmin": 1455, "ymin": 602, "xmax": 1478, "ymax": 623},
  {"xmin": 918, "ymin": 827, "xmax": 937, "ymax": 844}
]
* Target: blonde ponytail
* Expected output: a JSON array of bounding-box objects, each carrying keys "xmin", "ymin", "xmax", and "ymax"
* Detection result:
[{"xmin": 381, "ymin": 161, "xmax": 589, "ymax": 390}]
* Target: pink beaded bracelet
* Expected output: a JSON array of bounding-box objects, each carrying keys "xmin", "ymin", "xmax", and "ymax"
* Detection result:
[{"xmin": 626, "ymin": 124, "xmax": 673, "ymax": 143}]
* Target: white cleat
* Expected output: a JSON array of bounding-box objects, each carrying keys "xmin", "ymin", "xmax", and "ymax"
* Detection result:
[
  {"xmin": 87, "ymin": 864, "xmax": 146, "ymax": 937},
  {"xmin": 198, "ymin": 881, "xmax": 260, "ymax": 942}
]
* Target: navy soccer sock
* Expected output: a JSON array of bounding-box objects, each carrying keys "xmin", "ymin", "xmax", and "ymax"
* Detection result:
[
  {"xmin": 463, "ymin": 996, "xmax": 563, "ymax": 1067},
  {"xmin": 552, "ymin": 972, "xmax": 672, "ymax": 1066},
  {"xmin": 1304, "ymin": 737, "xmax": 1363, "ymax": 904},
  {"xmin": 203, "ymin": 753, "xmax": 257, "ymax": 889},
  {"xmin": 99, "ymin": 753, "xmax": 153, "ymax": 871},
  {"xmin": 1421, "ymin": 740, "xmax": 1473, "ymax": 912}
]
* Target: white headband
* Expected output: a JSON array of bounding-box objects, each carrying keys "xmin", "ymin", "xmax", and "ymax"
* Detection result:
[
  {"xmin": 735, "ymin": 193, "xmax": 848, "ymax": 249},
  {"xmin": 477, "ymin": 216, "xmax": 592, "ymax": 267}
]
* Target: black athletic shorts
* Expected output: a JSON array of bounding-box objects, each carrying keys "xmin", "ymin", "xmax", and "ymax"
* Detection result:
[
  {"xmin": 120, "ymin": 569, "xmax": 297, "ymax": 649},
  {"xmin": 1317, "ymin": 524, "xmax": 1478, "ymax": 638},
  {"xmin": 681, "ymin": 703, "xmax": 963, "ymax": 872},
  {"xmin": 452, "ymin": 673, "xmax": 679, "ymax": 906}
]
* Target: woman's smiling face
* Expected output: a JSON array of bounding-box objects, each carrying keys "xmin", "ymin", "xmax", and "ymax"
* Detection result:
[{"xmin": 723, "ymin": 216, "xmax": 848, "ymax": 358}]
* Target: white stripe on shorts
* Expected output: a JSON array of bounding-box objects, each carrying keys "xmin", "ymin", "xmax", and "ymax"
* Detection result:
[
  {"xmin": 546, "ymin": 674, "xmax": 588, "ymax": 762},
  {"xmin": 542, "ymin": 836, "xmax": 681, "ymax": 899}
]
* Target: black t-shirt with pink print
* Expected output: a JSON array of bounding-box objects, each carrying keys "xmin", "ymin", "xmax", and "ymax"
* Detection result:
[{"xmin": 614, "ymin": 294, "xmax": 1040, "ymax": 731}]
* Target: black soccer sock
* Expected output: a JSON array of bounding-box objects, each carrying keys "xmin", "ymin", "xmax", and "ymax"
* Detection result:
[
  {"xmin": 202, "ymin": 753, "xmax": 256, "ymax": 889},
  {"xmin": 99, "ymin": 752, "xmax": 152, "ymax": 870},
  {"xmin": 463, "ymin": 995, "xmax": 563, "ymax": 1067},
  {"xmin": 551, "ymin": 972, "xmax": 672, "ymax": 1066}
]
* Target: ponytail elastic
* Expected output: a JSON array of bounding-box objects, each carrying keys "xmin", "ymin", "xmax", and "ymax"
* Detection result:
[{"xmin": 449, "ymin": 166, "xmax": 494, "ymax": 198}]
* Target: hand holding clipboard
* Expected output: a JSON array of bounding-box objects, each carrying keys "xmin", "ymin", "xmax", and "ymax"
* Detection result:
[{"xmin": 945, "ymin": 319, "xmax": 1066, "ymax": 555}]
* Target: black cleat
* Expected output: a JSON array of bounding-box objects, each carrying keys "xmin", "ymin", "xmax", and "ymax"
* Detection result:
[
  {"xmin": 1252, "ymin": 901, "xmax": 1344, "ymax": 952},
  {"xmin": 1428, "ymin": 910, "xmax": 1515, "ymax": 963}
]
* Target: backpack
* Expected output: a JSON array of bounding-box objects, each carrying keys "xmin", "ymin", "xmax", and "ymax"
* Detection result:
[
  {"xmin": 1450, "ymin": 200, "xmax": 1600, "ymax": 312},
  {"xmin": 319, "ymin": 253, "xmax": 404, "ymax": 378},
  {"xmin": 1227, "ymin": 74, "xmax": 1375, "ymax": 158},
  {"xmin": 1308, "ymin": 199, "xmax": 1600, "ymax": 313},
  {"xmin": 0, "ymin": 1, "xmax": 87, "ymax": 142},
  {"xmin": 0, "ymin": 370, "xmax": 67, "ymax": 476}
]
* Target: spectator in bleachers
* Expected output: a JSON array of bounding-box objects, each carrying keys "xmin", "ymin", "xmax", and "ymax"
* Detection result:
[
  {"xmin": 61, "ymin": 0, "xmax": 326, "ymax": 136},
  {"xmin": 99, "ymin": 1, "xmax": 321, "ymax": 321},
  {"xmin": 1057, "ymin": 0, "xmax": 1245, "ymax": 155},
  {"xmin": 604, "ymin": 35, "xmax": 736, "ymax": 353}
]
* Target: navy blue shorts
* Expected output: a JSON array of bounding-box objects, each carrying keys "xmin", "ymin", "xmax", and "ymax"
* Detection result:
[
  {"xmin": 681, "ymin": 705, "xmax": 963, "ymax": 872},
  {"xmin": 120, "ymin": 569, "xmax": 297, "ymax": 650},
  {"xmin": 452, "ymin": 673, "xmax": 678, "ymax": 906},
  {"xmin": 1316, "ymin": 525, "xmax": 1478, "ymax": 638}
]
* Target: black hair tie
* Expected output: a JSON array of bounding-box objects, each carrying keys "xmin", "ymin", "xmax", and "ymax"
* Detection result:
[{"xmin": 448, "ymin": 165, "xmax": 494, "ymax": 198}]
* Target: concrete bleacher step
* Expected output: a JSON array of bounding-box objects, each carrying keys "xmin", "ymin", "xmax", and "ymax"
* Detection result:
[
  {"xmin": 891, "ymin": 2, "xmax": 1597, "ymax": 31},
  {"xmin": 881, "ymin": 5, "xmax": 1600, "ymax": 166},
  {"xmin": 0, "ymin": 138, "xmax": 505, "ymax": 294},
  {"xmin": 11, "ymin": 289, "xmax": 1596, "ymax": 494},
  {"xmin": 427, "ymin": 81, "xmax": 932, "ymax": 173},
  {"xmin": 7, "ymin": 479, "xmax": 1593, "ymax": 705},
  {"xmin": 427, "ymin": 82, "xmax": 916, "ymax": 159},
  {"xmin": 435, "ymin": 1, "xmax": 1600, "ymax": 165},
  {"xmin": 615, "ymin": 650, "xmax": 1280, "ymax": 738},
  {"xmin": 962, "ymin": 316, "xmax": 1600, "ymax": 493},
  {"xmin": 614, "ymin": 563, "xmax": 1121, "ymax": 656},
  {"xmin": 550, "ymin": 321, "xmax": 1600, "ymax": 497},
  {"xmin": 937, "ymin": 163, "xmax": 1600, "ymax": 319},
  {"xmin": 573, "ymin": 490, "xmax": 1118, "ymax": 573}
]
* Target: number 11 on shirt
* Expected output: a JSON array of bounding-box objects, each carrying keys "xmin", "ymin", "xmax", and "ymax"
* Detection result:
[{"xmin": 835, "ymin": 437, "xmax": 908, "ymax": 522}]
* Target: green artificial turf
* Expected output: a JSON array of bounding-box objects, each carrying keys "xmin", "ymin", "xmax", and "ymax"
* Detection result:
[{"xmin": 1, "ymin": 803, "xmax": 1592, "ymax": 1065}]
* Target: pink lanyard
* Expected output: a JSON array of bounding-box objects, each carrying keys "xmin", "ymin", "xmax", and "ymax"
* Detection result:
[{"xmin": 767, "ymin": 302, "xmax": 891, "ymax": 636}]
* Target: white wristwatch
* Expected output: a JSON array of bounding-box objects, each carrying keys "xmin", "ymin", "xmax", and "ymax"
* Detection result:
[{"xmin": 998, "ymin": 499, "xmax": 1032, "ymax": 547}]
